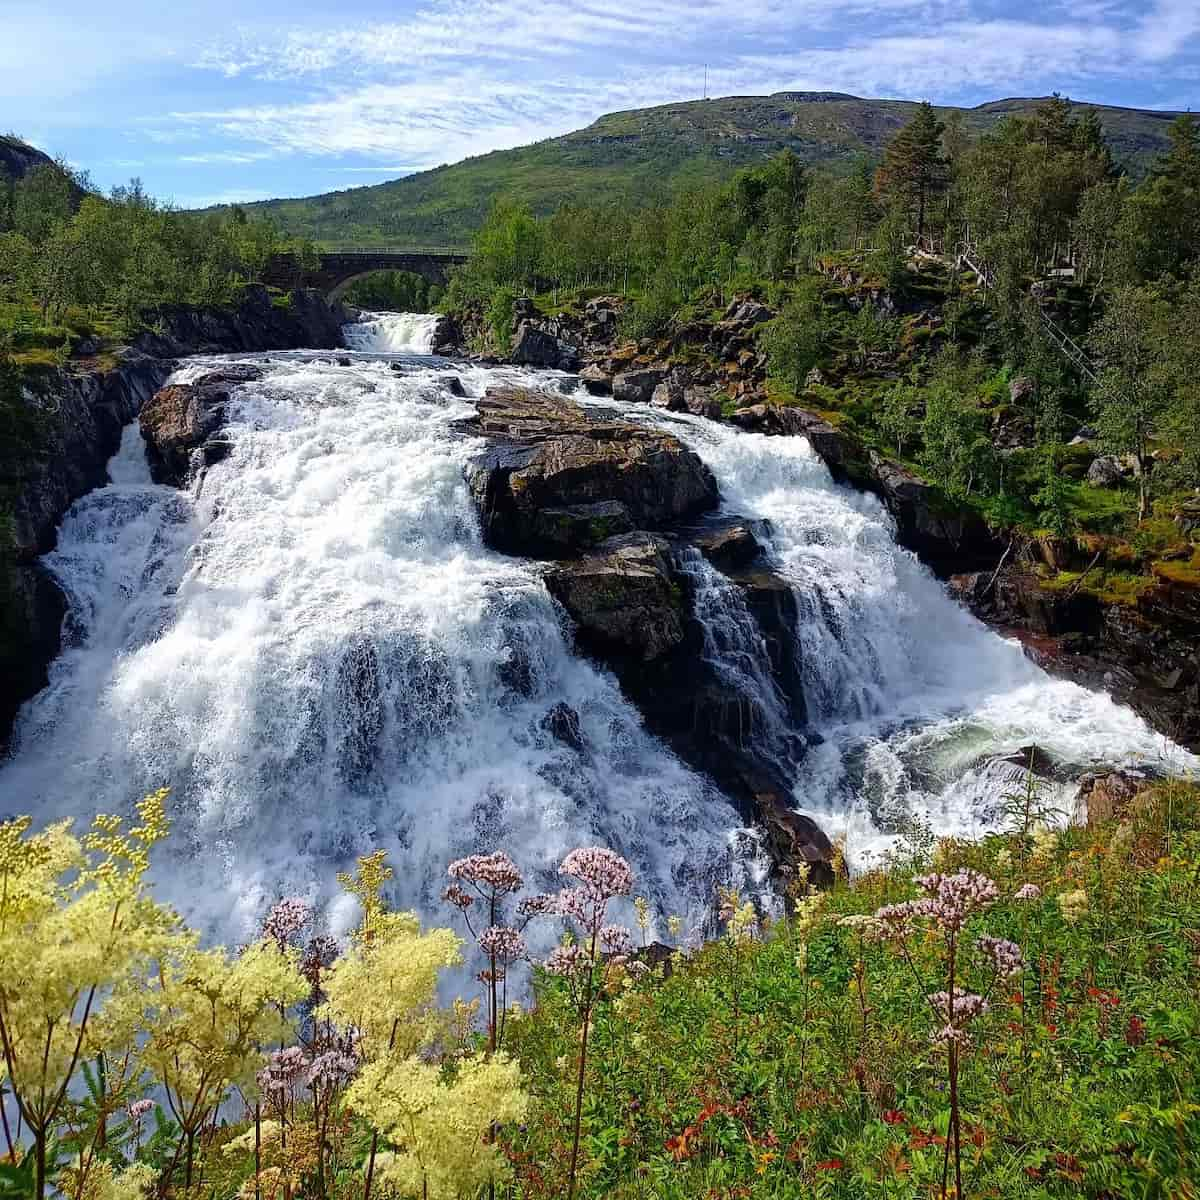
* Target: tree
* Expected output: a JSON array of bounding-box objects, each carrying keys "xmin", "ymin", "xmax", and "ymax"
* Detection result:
[
  {"xmin": 12, "ymin": 164, "xmax": 74, "ymax": 246},
  {"xmin": 761, "ymin": 278, "xmax": 826, "ymax": 395},
  {"xmin": 874, "ymin": 101, "xmax": 947, "ymax": 247},
  {"xmin": 919, "ymin": 350, "xmax": 996, "ymax": 498},
  {"xmin": 1088, "ymin": 284, "xmax": 1172, "ymax": 518}
]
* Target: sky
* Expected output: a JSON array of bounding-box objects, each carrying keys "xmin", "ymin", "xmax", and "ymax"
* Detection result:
[{"xmin": 2, "ymin": 0, "xmax": 1197, "ymax": 208}]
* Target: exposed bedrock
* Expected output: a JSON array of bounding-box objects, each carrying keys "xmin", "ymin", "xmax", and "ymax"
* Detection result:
[{"xmin": 459, "ymin": 384, "xmax": 833, "ymax": 882}]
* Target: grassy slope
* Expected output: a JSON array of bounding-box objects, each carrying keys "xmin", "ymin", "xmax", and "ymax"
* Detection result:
[{"xmin": 219, "ymin": 93, "xmax": 1185, "ymax": 247}]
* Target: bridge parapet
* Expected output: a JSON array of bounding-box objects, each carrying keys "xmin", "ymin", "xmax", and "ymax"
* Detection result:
[{"xmin": 263, "ymin": 248, "xmax": 470, "ymax": 300}]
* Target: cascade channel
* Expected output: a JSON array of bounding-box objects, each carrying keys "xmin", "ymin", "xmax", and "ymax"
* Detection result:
[{"xmin": 0, "ymin": 314, "xmax": 1190, "ymax": 944}]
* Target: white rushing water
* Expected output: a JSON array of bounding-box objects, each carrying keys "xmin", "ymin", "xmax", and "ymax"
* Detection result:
[
  {"xmin": 620, "ymin": 404, "xmax": 1194, "ymax": 865},
  {"xmin": 0, "ymin": 342, "xmax": 760, "ymax": 944},
  {"xmin": 1, "ymin": 315, "xmax": 1192, "ymax": 944},
  {"xmin": 342, "ymin": 311, "xmax": 440, "ymax": 355}
]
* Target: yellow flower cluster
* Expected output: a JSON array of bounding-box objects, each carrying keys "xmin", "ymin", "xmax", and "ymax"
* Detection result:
[{"xmin": 349, "ymin": 1054, "xmax": 528, "ymax": 1200}]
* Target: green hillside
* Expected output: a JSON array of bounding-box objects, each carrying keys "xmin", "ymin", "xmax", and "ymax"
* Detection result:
[{"xmin": 219, "ymin": 92, "xmax": 1186, "ymax": 247}]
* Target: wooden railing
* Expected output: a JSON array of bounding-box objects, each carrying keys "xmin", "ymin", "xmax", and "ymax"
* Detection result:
[{"xmin": 957, "ymin": 242, "xmax": 1099, "ymax": 384}]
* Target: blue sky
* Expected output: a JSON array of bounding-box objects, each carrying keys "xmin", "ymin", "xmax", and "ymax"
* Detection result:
[{"xmin": 3, "ymin": 0, "xmax": 1197, "ymax": 208}]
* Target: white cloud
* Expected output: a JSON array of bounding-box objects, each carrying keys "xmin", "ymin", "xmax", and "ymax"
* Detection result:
[{"xmin": 1135, "ymin": 0, "xmax": 1200, "ymax": 61}]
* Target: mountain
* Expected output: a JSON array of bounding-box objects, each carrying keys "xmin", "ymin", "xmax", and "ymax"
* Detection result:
[
  {"xmin": 0, "ymin": 133, "xmax": 58, "ymax": 182},
  {"xmin": 216, "ymin": 92, "xmax": 1186, "ymax": 249}
]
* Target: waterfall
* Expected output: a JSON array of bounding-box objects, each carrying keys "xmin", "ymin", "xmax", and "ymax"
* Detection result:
[
  {"xmin": 626, "ymin": 405, "xmax": 1195, "ymax": 866},
  {"xmin": 342, "ymin": 311, "xmax": 441, "ymax": 354},
  {"xmin": 0, "ymin": 354, "xmax": 762, "ymax": 944},
  {"xmin": 2, "ymin": 338, "xmax": 1193, "ymax": 945}
]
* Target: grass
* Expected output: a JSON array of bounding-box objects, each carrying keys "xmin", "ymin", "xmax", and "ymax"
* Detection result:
[{"xmin": 502, "ymin": 779, "xmax": 1200, "ymax": 1199}]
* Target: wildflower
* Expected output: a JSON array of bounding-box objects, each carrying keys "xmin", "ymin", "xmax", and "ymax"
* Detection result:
[
  {"xmin": 307, "ymin": 1050, "xmax": 358, "ymax": 1090},
  {"xmin": 793, "ymin": 944, "xmax": 808, "ymax": 973},
  {"xmin": 977, "ymin": 935, "xmax": 1024, "ymax": 981},
  {"xmin": 913, "ymin": 869, "xmax": 999, "ymax": 931},
  {"xmin": 478, "ymin": 925, "xmax": 528, "ymax": 966},
  {"xmin": 257, "ymin": 1046, "xmax": 310, "ymax": 1096},
  {"xmin": 1030, "ymin": 825, "xmax": 1058, "ymax": 864},
  {"xmin": 1013, "ymin": 883, "xmax": 1042, "ymax": 901},
  {"xmin": 873, "ymin": 900, "xmax": 922, "ymax": 940},
  {"xmin": 128, "ymin": 1098, "xmax": 154, "ymax": 1121},
  {"xmin": 517, "ymin": 892, "xmax": 560, "ymax": 918},
  {"xmin": 261, "ymin": 896, "xmax": 312, "ymax": 950},
  {"xmin": 633, "ymin": 896, "xmax": 651, "ymax": 939},
  {"xmin": 881, "ymin": 1109, "xmax": 906, "ymax": 1125},
  {"xmin": 929, "ymin": 991, "xmax": 989, "ymax": 1023},
  {"xmin": 447, "ymin": 850, "xmax": 524, "ymax": 896},
  {"xmin": 666, "ymin": 915, "xmax": 683, "ymax": 940},
  {"xmin": 558, "ymin": 848, "xmax": 633, "ymax": 935},
  {"xmin": 599, "ymin": 924, "xmax": 634, "ymax": 956},
  {"xmin": 1058, "ymin": 889, "xmax": 1088, "ymax": 924},
  {"xmin": 544, "ymin": 943, "xmax": 589, "ymax": 978},
  {"xmin": 442, "ymin": 882, "xmax": 474, "ymax": 911},
  {"xmin": 994, "ymin": 847, "xmax": 1012, "ymax": 872},
  {"xmin": 838, "ymin": 913, "xmax": 882, "ymax": 940},
  {"xmin": 1125, "ymin": 1015, "xmax": 1147, "ymax": 1046}
]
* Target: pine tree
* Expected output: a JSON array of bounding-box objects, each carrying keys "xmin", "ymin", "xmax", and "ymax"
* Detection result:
[{"xmin": 875, "ymin": 101, "xmax": 948, "ymax": 247}]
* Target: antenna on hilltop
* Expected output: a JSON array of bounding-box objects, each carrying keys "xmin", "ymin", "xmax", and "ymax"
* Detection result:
[{"xmin": 704, "ymin": 64, "xmax": 709, "ymax": 100}]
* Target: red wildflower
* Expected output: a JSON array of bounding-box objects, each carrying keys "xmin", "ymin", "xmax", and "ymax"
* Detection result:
[
  {"xmin": 814, "ymin": 1159, "xmax": 844, "ymax": 1171},
  {"xmin": 1125, "ymin": 1015, "xmax": 1147, "ymax": 1046},
  {"xmin": 882, "ymin": 1109, "xmax": 906, "ymax": 1125}
]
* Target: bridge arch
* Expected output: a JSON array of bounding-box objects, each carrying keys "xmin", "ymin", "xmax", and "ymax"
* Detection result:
[{"xmin": 263, "ymin": 248, "xmax": 469, "ymax": 302}]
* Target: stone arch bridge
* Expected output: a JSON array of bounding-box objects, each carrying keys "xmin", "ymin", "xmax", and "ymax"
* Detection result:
[{"xmin": 263, "ymin": 247, "xmax": 469, "ymax": 301}]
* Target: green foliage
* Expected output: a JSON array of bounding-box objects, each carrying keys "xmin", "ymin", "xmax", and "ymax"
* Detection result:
[
  {"xmin": 506, "ymin": 781, "xmax": 1200, "ymax": 1200},
  {"xmin": 220, "ymin": 95, "xmax": 1181, "ymax": 249},
  {"xmin": 918, "ymin": 349, "xmax": 997, "ymax": 499},
  {"xmin": 759, "ymin": 278, "xmax": 827, "ymax": 395}
]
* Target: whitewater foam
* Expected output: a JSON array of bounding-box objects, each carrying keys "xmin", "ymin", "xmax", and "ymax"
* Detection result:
[
  {"xmin": 342, "ymin": 311, "xmax": 441, "ymax": 355},
  {"xmin": 0, "ymin": 354, "xmax": 761, "ymax": 945}
]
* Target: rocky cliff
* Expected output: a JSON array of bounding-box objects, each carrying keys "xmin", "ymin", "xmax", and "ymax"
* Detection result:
[
  {"xmin": 459, "ymin": 385, "xmax": 834, "ymax": 883},
  {"xmin": 0, "ymin": 288, "xmax": 348, "ymax": 753}
]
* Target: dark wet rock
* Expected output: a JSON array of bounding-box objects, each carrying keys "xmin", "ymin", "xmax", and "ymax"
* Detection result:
[
  {"xmin": 541, "ymin": 701, "xmax": 586, "ymax": 752},
  {"xmin": 512, "ymin": 324, "xmax": 580, "ymax": 372},
  {"xmin": 461, "ymin": 386, "xmax": 717, "ymax": 558},
  {"xmin": 140, "ymin": 366, "xmax": 262, "ymax": 487},
  {"xmin": 133, "ymin": 286, "xmax": 347, "ymax": 357},
  {"xmin": 578, "ymin": 363, "xmax": 612, "ymax": 395},
  {"xmin": 727, "ymin": 404, "xmax": 849, "ymax": 472},
  {"xmin": 867, "ymin": 452, "xmax": 1002, "ymax": 574},
  {"xmin": 612, "ymin": 367, "xmax": 666, "ymax": 404},
  {"xmin": 688, "ymin": 520, "xmax": 768, "ymax": 571},
  {"xmin": 441, "ymin": 375, "xmax": 467, "ymax": 397},
  {"xmin": 545, "ymin": 533, "xmax": 685, "ymax": 662},
  {"xmin": 0, "ymin": 564, "xmax": 67, "ymax": 756},
  {"xmin": 951, "ymin": 562, "xmax": 1200, "ymax": 753},
  {"xmin": 999, "ymin": 744, "xmax": 1060, "ymax": 778}
]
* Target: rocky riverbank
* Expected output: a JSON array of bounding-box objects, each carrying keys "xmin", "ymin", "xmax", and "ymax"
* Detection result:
[{"xmin": 0, "ymin": 287, "xmax": 349, "ymax": 753}]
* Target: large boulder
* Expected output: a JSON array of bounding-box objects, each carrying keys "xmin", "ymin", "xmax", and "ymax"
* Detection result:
[
  {"xmin": 545, "ymin": 533, "xmax": 685, "ymax": 661},
  {"xmin": 612, "ymin": 367, "xmax": 666, "ymax": 404},
  {"xmin": 867, "ymin": 452, "xmax": 1002, "ymax": 574},
  {"xmin": 139, "ymin": 365, "xmax": 261, "ymax": 486},
  {"xmin": 462, "ymin": 386, "xmax": 717, "ymax": 557},
  {"xmin": 728, "ymin": 404, "xmax": 849, "ymax": 471},
  {"xmin": 511, "ymin": 324, "xmax": 580, "ymax": 372}
]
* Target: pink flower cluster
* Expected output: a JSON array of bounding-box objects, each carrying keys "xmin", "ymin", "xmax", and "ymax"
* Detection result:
[
  {"xmin": 262, "ymin": 897, "xmax": 312, "ymax": 949},
  {"xmin": 258, "ymin": 1046, "xmax": 310, "ymax": 1095},
  {"xmin": 977, "ymin": 934, "xmax": 1024, "ymax": 980},
  {"xmin": 558, "ymin": 847, "xmax": 634, "ymax": 935},
  {"xmin": 928, "ymin": 990, "xmax": 989, "ymax": 1044},
  {"xmin": 307, "ymin": 1049, "xmax": 359, "ymax": 1090},
  {"xmin": 301, "ymin": 935, "xmax": 339, "ymax": 987},
  {"xmin": 447, "ymin": 851, "xmax": 524, "ymax": 896},
  {"xmin": 544, "ymin": 943, "xmax": 590, "ymax": 979},
  {"xmin": 1014, "ymin": 882, "xmax": 1042, "ymax": 901},
  {"xmin": 478, "ymin": 925, "xmax": 528, "ymax": 965},
  {"xmin": 517, "ymin": 892, "xmax": 560, "ymax": 918},
  {"xmin": 442, "ymin": 882, "xmax": 475, "ymax": 911},
  {"xmin": 912, "ymin": 869, "xmax": 1000, "ymax": 931},
  {"xmin": 128, "ymin": 1099, "xmax": 154, "ymax": 1121},
  {"xmin": 600, "ymin": 924, "xmax": 634, "ymax": 957}
]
